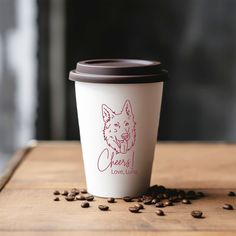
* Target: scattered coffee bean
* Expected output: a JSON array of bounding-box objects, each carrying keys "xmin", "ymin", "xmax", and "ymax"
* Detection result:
[
  {"xmin": 191, "ymin": 210, "xmax": 203, "ymax": 218},
  {"xmin": 135, "ymin": 203, "xmax": 144, "ymax": 210},
  {"xmin": 186, "ymin": 191, "xmax": 197, "ymax": 200},
  {"xmin": 197, "ymin": 192, "xmax": 205, "ymax": 198},
  {"xmin": 187, "ymin": 190, "xmax": 196, "ymax": 195},
  {"xmin": 143, "ymin": 198, "xmax": 152, "ymax": 205},
  {"xmin": 123, "ymin": 196, "xmax": 133, "ymax": 202},
  {"xmin": 107, "ymin": 197, "xmax": 115, "ymax": 203},
  {"xmin": 80, "ymin": 188, "xmax": 87, "ymax": 194},
  {"xmin": 81, "ymin": 201, "xmax": 90, "ymax": 208},
  {"xmin": 70, "ymin": 188, "xmax": 80, "ymax": 195},
  {"xmin": 98, "ymin": 205, "xmax": 109, "ymax": 211},
  {"xmin": 136, "ymin": 197, "xmax": 143, "ymax": 202},
  {"xmin": 182, "ymin": 199, "xmax": 191, "ymax": 204},
  {"xmin": 156, "ymin": 209, "xmax": 165, "ymax": 216},
  {"xmin": 163, "ymin": 193, "xmax": 169, "ymax": 199},
  {"xmin": 228, "ymin": 191, "xmax": 236, "ymax": 197},
  {"xmin": 164, "ymin": 200, "xmax": 173, "ymax": 206},
  {"xmin": 178, "ymin": 191, "xmax": 185, "ymax": 199},
  {"xmin": 145, "ymin": 185, "xmax": 158, "ymax": 195},
  {"xmin": 169, "ymin": 189, "xmax": 178, "ymax": 197},
  {"xmin": 59, "ymin": 185, "xmax": 208, "ymax": 216},
  {"xmin": 67, "ymin": 193, "xmax": 76, "ymax": 198},
  {"xmin": 155, "ymin": 202, "xmax": 164, "ymax": 208},
  {"xmin": 151, "ymin": 198, "xmax": 157, "ymax": 204},
  {"xmin": 142, "ymin": 195, "xmax": 152, "ymax": 200},
  {"xmin": 223, "ymin": 204, "xmax": 234, "ymax": 210},
  {"xmin": 157, "ymin": 194, "xmax": 164, "ymax": 200},
  {"xmin": 156, "ymin": 185, "xmax": 166, "ymax": 194},
  {"xmin": 53, "ymin": 190, "xmax": 60, "ymax": 195},
  {"xmin": 85, "ymin": 195, "xmax": 94, "ymax": 201},
  {"xmin": 169, "ymin": 197, "xmax": 179, "ymax": 203},
  {"xmin": 129, "ymin": 206, "xmax": 140, "ymax": 213},
  {"xmin": 65, "ymin": 195, "xmax": 75, "ymax": 201},
  {"xmin": 151, "ymin": 198, "xmax": 159, "ymax": 204},
  {"xmin": 61, "ymin": 190, "xmax": 68, "ymax": 196},
  {"xmin": 76, "ymin": 194, "xmax": 85, "ymax": 200},
  {"xmin": 156, "ymin": 196, "xmax": 161, "ymax": 201}
]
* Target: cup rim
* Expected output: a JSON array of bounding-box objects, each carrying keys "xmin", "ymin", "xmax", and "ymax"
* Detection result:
[{"xmin": 69, "ymin": 58, "xmax": 168, "ymax": 84}]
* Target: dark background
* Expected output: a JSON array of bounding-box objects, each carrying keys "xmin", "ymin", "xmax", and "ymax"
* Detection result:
[{"xmin": 37, "ymin": 0, "xmax": 236, "ymax": 141}]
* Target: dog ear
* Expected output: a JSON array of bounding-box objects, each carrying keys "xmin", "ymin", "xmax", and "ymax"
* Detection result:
[
  {"xmin": 122, "ymin": 100, "xmax": 134, "ymax": 118},
  {"xmin": 102, "ymin": 104, "xmax": 114, "ymax": 123}
]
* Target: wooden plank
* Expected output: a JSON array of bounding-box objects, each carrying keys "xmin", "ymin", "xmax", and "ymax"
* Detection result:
[
  {"xmin": 0, "ymin": 140, "xmax": 37, "ymax": 191},
  {"xmin": 0, "ymin": 142, "xmax": 236, "ymax": 235},
  {"xmin": 1, "ymin": 232, "xmax": 236, "ymax": 236}
]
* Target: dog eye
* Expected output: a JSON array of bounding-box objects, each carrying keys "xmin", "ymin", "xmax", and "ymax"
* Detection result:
[{"xmin": 125, "ymin": 122, "xmax": 129, "ymax": 126}]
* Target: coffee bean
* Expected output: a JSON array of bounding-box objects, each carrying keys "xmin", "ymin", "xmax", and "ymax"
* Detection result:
[
  {"xmin": 151, "ymin": 198, "xmax": 159, "ymax": 204},
  {"xmin": 182, "ymin": 199, "xmax": 191, "ymax": 204},
  {"xmin": 155, "ymin": 202, "xmax": 164, "ymax": 208},
  {"xmin": 68, "ymin": 193, "xmax": 76, "ymax": 197},
  {"xmin": 197, "ymin": 192, "xmax": 205, "ymax": 198},
  {"xmin": 156, "ymin": 185, "xmax": 166, "ymax": 194},
  {"xmin": 129, "ymin": 206, "xmax": 140, "ymax": 213},
  {"xmin": 65, "ymin": 195, "xmax": 75, "ymax": 201},
  {"xmin": 187, "ymin": 190, "xmax": 196, "ymax": 195},
  {"xmin": 162, "ymin": 193, "xmax": 169, "ymax": 199},
  {"xmin": 164, "ymin": 200, "xmax": 173, "ymax": 206},
  {"xmin": 223, "ymin": 204, "xmax": 234, "ymax": 210},
  {"xmin": 156, "ymin": 209, "xmax": 165, "ymax": 216},
  {"xmin": 187, "ymin": 195, "xmax": 197, "ymax": 200},
  {"xmin": 53, "ymin": 190, "xmax": 60, "ymax": 195},
  {"xmin": 136, "ymin": 197, "xmax": 143, "ymax": 202},
  {"xmin": 81, "ymin": 201, "xmax": 90, "ymax": 208},
  {"xmin": 142, "ymin": 195, "xmax": 152, "ymax": 200},
  {"xmin": 156, "ymin": 196, "xmax": 161, "ymax": 201},
  {"xmin": 178, "ymin": 191, "xmax": 185, "ymax": 199},
  {"xmin": 61, "ymin": 190, "xmax": 68, "ymax": 196},
  {"xmin": 228, "ymin": 191, "xmax": 236, "ymax": 197},
  {"xmin": 80, "ymin": 188, "xmax": 87, "ymax": 194},
  {"xmin": 169, "ymin": 189, "xmax": 178, "ymax": 197},
  {"xmin": 143, "ymin": 198, "xmax": 152, "ymax": 205},
  {"xmin": 160, "ymin": 193, "xmax": 166, "ymax": 199},
  {"xmin": 135, "ymin": 203, "xmax": 144, "ymax": 210},
  {"xmin": 76, "ymin": 194, "xmax": 85, "ymax": 200},
  {"xmin": 146, "ymin": 185, "xmax": 158, "ymax": 193},
  {"xmin": 107, "ymin": 197, "xmax": 115, "ymax": 203},
  {"xmin": 169, "ymin": 197, "xmax": 180, "ymax": 203},
  {"xmin": 98, "ymin": 205, "xmax": 109, "ymax": 211},
  {"xmin": 70, "ymin": 188, "xmax": 80, "ymax": 195},
  {"xmin": 54, "ymin": 197, "xmax": 60, "ymax": 201},
  {"xmin": 186, "ymin": 191, "xmax": 197, "ymax": 200},
  {"xmin": 191, "ymin": 210, "xmax": 203, "ymax": 218},
  {"xmin": 85, "ymin": 195, "xmax": 94, "ymax": 201},
  {"xmin": 123, "ymin": 196, "xmax": 133, "ymax": 202}
]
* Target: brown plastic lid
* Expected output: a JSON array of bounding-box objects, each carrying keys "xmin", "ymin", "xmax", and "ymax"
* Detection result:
[{"xmin": 69, "ymin": 59, "xmax": 168, "ymax": 84}]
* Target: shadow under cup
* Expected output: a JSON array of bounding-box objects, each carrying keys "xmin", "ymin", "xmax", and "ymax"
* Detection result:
[{"xmin": 69, "ymin": 59, "xmax": 168, "ymax": 198}]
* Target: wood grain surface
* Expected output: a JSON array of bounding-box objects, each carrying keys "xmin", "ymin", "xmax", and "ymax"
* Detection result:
[
  {"xmin": 0, "ymin": 141, "xmax": 37, "ymax": 191},
  {"xmin": 0, "ymin": 142, "xmax": 236, "ymax": 236}
]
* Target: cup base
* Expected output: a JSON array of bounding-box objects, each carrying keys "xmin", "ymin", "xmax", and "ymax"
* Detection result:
[{"xmin": 87, "ymin": 187, "xmax": 148, "ymax": 199}]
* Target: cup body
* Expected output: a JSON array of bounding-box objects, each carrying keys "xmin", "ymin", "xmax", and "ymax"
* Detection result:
[{"xmin": 75, "ymin": 81, "xmax": 163, "ymax": 197}]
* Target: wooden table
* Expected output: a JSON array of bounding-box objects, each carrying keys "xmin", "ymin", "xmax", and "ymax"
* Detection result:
[{"xmin": 0, "ymin": 142, "xmax": 236, "ymax": 236}]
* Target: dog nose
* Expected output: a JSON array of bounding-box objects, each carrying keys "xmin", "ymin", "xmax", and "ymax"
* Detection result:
[{"xmin": 121, "ymin": 133, "xmax": 129, "ymax": 141}]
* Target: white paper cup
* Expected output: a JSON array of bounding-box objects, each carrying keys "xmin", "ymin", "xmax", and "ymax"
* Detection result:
[{"xmin": 69, "ymin": 59, "xmax": 167, "ymax": 198}]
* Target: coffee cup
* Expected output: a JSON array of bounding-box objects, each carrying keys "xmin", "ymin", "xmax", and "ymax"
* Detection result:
[{"xmin": 69, "ymin": 59, "xmax": 167, "ymax": 198}]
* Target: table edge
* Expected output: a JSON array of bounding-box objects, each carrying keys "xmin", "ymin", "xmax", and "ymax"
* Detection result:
[{"xmin": 0, "ymin": 141, "xmax": 37, "ymax": 192}]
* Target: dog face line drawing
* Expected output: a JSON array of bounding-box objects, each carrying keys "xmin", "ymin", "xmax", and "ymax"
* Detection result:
[{"xmin": 102, "ymin": 100, "xmax": 136, "ymax": 154}]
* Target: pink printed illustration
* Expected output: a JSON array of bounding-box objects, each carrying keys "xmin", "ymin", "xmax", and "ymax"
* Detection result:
[{"xmin": 102, "ymin": 100, "xmax": 136, "ymax": 154}]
